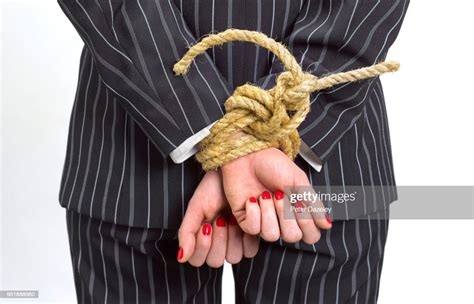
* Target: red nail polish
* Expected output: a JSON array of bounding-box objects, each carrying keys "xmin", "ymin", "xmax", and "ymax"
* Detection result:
[
  {"xmin": 325, "ymin": 213, "xmax": 332, "ymax": 225},
  {"xmin": 274, "ymin": 190, "xmax": 285, "ymax": 200},
  {"xmin": 177, "ymin": 247, "xmax": 184, "ymax": 261},
  {"xmin": 249, "ymin": 196, "xmax": 257, "ymax": 203},
  {"xmin": 229, "ymin": 216, "xmax": 238, "ymax": 225},
  {"xmin": 216, "ymin": 216, "xmax": 226, "ymax": 227},
  {"xmin": 202, "ymin": 223, "xmax": 212, "ymax": 235},
  {"xmin": 261, "ymin": 191, "xmax": 271, "ymax": 200},
  {"xmin": 295, "ymin": 201, "xmax": 305, "ymax": 213},
  {"xmin": 294, "ymin": 201, "xmax": 305, "ymax": 213},
  {"xmin": 295, "ymin": 201, "xmax": 305, "ymax": 209}
]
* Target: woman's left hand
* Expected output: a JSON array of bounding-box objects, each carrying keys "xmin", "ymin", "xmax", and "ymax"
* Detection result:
[{"xmin": 177, "ymin": 170, "xmax": 260, "ymax": 268}]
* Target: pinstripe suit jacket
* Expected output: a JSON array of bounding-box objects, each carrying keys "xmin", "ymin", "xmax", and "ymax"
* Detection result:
[{"xmin": 57, "ymin": 0, "xmax": 409, "ymax": 228}]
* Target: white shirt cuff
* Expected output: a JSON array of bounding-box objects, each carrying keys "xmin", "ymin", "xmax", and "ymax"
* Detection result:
[
  {"xmin": 298, "ymin": 140, "xmax": 323, "ymax": 172},
  {"xmin": 169, "ymin": 122, "xmax": 217, "ymax": 164},
  {"xmin": 169, "ymin": 122, "xmax": 323, "ymax": 172}
]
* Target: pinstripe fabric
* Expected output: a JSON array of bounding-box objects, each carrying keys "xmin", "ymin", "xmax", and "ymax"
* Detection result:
[
  {"xmin": 66, "ymin": 209, "xmax": 224, "ymax": 304},
  {"xmin": 66, "ymin": 207, "xmax": 389, "ymax": 303},
  {"xmin": 58, "ymin": 0, "xmax": 409, "ymax": 228},
  {"xmin": 233, "ymin": 207, "xmax": 390, "ymax": 303}
]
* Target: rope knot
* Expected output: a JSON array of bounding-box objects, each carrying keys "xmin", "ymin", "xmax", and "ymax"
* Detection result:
[
  {"xmin": 278, "ymin": 72, "xmax": 320, "ymax": 109},
  {"xmin": 173, "ymin": 29, "xmax": 399, "ymax": 171}
]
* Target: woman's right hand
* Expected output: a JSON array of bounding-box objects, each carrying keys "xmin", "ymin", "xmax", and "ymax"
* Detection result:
[{"xmin": 221, "ymin": 147, "xmax": 332, "ymax": 245}]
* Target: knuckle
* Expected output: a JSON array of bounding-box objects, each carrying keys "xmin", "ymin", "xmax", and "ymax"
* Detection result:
[
  {"xmin": 226, "ymin": 258, "xmax": 239, "ymax": 265},
  {"xmin": 189, "ymin": 260, "xmax": 204, "ymax": 268},
  {"xmin": 244, "ymin": 248, "xmax": 258, "ymax": 258},
  {"xmin": 261, "ymin": 230, "xmax": 280, "ymax": 242},
  {"xmin": 295, "ymin": 170, "xmax": 309, "ymax": 184},
  {"xmin": 283, "ymin": 229, "xmax": 303, "ymax": 243},
  {"xmin": 226, "ymin": 254, "xmax": 243, "ymax": 264},
  {"xmin": 245, "ymin": 222, "xmax": 260, "ymax": 235},
  {"xmin": 303, "ymin": 231, "xmax": 321, "ymax": 245},
  {"xmin": 298, "ymin": 218, "xmax": 314, "ymax": 229},
  {"xmin": 212, "ymin": 233, "xmax": 227, "ymax": 243},
  {"xmin": 246, "ymin": 228, "xmax": 260, "ymax": 236},
  {"xmin": 206, "ymin": 258, "xmax": 225, "ymax": 268},
  {"xmin": 197, "ymin": 238, "xmax": 212, "ymax": 250}
]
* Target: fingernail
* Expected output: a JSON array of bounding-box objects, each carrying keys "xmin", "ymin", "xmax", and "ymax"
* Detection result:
[
  {"xmin": 249, "ymin": 196, "xmax": 257, "ymax": 203},
  {"xmin": 261, "ymin": 191, "xmax": 271, "ymax": 200},
  {"xmin": 229, "ymin": 216, "xmax": 238, "ymax": 225},
  {"xmin": 274, "ymin": 190, "xmax": 285, "ymax": 200},
  {"xmin": 295, "ymin": 201, "xmax": 305, "ymax": 208},
  {"xmin": 294, "ymin": 201, "xmax": 305, "ymax": 211},
  {"xmin": 177, "ymin": 247, "xmax": 184, "ymax": 261},
  {"xmin": 216, "ymin": 216, "xmax": 226, "ymax": 227},
  {"xmin": 325, "ymin": 213, "xmax": 332, "ymax": 225},
  {"xmin": 202, "ymin": 223, "xmax": 212, "ymax": 235}
]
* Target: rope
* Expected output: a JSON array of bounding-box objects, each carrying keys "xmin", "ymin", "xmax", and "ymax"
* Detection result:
[{"xmin": 173, "ymin": 29, "xmax": 399, "ymax": 171}]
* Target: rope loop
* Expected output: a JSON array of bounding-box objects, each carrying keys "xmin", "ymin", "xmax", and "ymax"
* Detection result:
[{"xmin": 173, "ymin": 29, "xmax": 399, "ymax": 171}]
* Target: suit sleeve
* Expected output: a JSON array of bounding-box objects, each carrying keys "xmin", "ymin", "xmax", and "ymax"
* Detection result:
[
  {"xmin": 254, "ymin": 0, "xmax": 410, "ymax": 164},
  {"xmin": 58, "ymin": 0, "xmax": 232, "ymax": 155}
]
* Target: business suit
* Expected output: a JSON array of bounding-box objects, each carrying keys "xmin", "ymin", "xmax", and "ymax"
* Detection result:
[{"xmin": 58, "ymin": 0, "xmax": 409, "ymax": 303}]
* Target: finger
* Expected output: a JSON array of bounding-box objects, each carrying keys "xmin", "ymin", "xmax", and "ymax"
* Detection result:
[
  {"xmin": 239, "ymin": 196, "xmax": 261, "ymax": 235},
  {"xmin": 206, "ymin": 216, "xmax": 228, "ymax": 268},
  {"xmin": 292, "ymin": 173, "xmax": 332, "ymax": 231},
  {"xmin": 274, "ymin": 190, "xmax": 303, "ymax": 243},
  {"xmin": 178, "ymin": 200, "xmax": 205, "ymax": 263},
  {"xmin": 188, "ymin": 223, "xmax": 213, "ymax": 267},
  {"xmin": 177, "ymin": 227, "xmax": 196, "ymax": 264},
  {"xmin": 243, "ymin": 233, "xmax": 260, "ymax": 258},
  {"xmin": 309, "ymin": 197, "xmax": 333, "ymax": 230},
  {"xmin": 293, "ymin": 201, "xmax": 321, "ymax": 245},
  {"xmin": 259, "ymin": 191, "xmax": 280, "ymax": 242},
  {"xmin": 226, "ymin": 215, "xmax": 244, "ymax": 264}
]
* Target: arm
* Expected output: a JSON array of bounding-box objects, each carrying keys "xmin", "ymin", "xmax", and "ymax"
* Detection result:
[
  {"xmin": 254, "ymin": 0, "xmax": 410, "ymax": 164},
  {"xmin": 170, "ymin": 0, "xmax": 408, "ymax": 169},
  {"xmin": 58, "ymin": 0, "xmax": 233, "ymax": 155},
  {"xmin": 169, "ymin": 123, "xmax": 323, "ymax": 171}
]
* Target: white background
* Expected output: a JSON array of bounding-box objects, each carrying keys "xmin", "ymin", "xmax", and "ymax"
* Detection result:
[{"xmin": 1, "ymin": 0, "xmax": 473, "ymax": 303}]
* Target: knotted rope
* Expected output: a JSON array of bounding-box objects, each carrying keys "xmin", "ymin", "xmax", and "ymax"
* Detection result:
[{"xmin": 173, "ymin": 29, "xmax": 399, "ymax": 171}]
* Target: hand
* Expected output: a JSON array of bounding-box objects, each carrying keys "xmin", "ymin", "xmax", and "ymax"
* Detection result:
[
  {"xmin": 221, "ymin": 147, "xmax": 332, "ymax": 244},
  {"xmin": 177, "ymin": 170, "xmax": 259, "ymax": 267}
]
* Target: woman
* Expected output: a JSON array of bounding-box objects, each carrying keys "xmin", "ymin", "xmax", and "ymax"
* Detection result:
[{"xmin": 58, "ymin": 0, "xmax": 409, "ymax": 303}]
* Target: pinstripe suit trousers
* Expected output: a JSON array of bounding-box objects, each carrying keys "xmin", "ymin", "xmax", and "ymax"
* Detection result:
[{"xmin": 66, "ymin": 207, "xmax": 390, "ymax": 304}]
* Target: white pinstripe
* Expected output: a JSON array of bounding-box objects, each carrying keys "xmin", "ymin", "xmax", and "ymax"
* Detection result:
[
  {"xmin": 89, "ymin": 81, "xmax": 109, "ymax": 216},
  {"xmin": 60, "ymin": 50, "xmax": 88, "ymax": 203},
  {"xmin": 339, "ymin": 1, "xmax": 380, "ymax": 50},
  {"xmin": 98, "ymin": 220, "xmax": 109, "ymax": 303},
  {"xmin": 66, "ymin": 56, "xmax": 94, "ymax": 209},
  {"xmin": 272, "ymin": 247, "xmax": 287, "ymax": 304},
  {"xmin": 113, "ymin": 114, "xmax": 128, "ymax": 223},
  {"xmin": 75, "ymin": 0, "xmax": 132, "ymax": 61},
  {"xmin": 77, "ymin": 76, "xmax": 101, "ymax": 211}
]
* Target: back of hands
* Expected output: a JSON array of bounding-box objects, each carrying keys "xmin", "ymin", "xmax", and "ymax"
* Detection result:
[{"xmin": 177, "ymin": 147, "xmax": 332, "ymax": 268}]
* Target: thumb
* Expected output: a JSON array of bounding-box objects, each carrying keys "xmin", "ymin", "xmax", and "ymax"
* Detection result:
[{"xmin": 177, "ymin": 200, "xmax": 203, "ymax": 263}]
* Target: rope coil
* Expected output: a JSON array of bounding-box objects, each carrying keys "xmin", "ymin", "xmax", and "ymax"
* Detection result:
[{"xmin": 174, "ymin": 29, "xmax": 399, "ymax": 171}]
